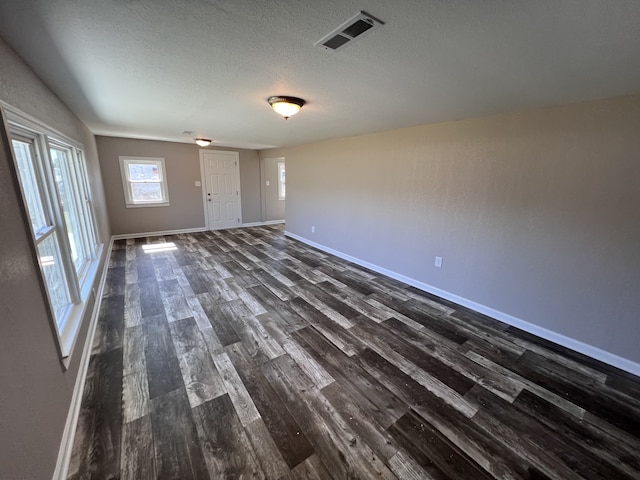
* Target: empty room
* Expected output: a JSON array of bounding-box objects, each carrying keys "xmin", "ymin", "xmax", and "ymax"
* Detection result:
[{"xmin": 1, "ymin": 1, "xmax": 640, "ymax": 479}]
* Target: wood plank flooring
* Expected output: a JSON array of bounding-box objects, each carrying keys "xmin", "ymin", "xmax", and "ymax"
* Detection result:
[{"xmin": 68, "ymin": 224, "xmax": 640, "ymax": 480}]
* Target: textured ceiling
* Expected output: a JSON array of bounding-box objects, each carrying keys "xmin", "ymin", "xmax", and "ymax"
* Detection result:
[{"xmin": 0, "ymin": 0, "xmax": 639, "ymax": 149}]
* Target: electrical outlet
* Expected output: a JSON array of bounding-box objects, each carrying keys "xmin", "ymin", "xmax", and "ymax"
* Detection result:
[
  {"xmin": 311, "ymin": 226, "xmax": 315, "ymax": 233},
  {"xmin": 434, "ymin": 256, "xmax": 443, "ymax": 268}
]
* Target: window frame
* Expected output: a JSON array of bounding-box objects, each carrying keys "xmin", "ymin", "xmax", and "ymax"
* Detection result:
[
  {"xmin": 48, "ymin": 141, "xmax": 93, "ymax": 283},
  {"xmin": 119, "ymin": 156, "xmax": 170, "ymax": 207},
  {"xmin": 2, "ymin": 102, "xmax": 103, "ymax": 364},
  {"xmin": 277, "ymin": 161, "xmax": 286, "ymax": 201}
]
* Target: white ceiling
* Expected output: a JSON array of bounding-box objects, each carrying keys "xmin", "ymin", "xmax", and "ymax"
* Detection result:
[{"xmin": 0, "ymin": 0, "xmax": 639, "ymax": 150}]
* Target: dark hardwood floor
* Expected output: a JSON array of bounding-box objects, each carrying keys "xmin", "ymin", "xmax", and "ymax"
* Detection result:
[{"xmin": 68, "ymin": 224, "xmax": 640, "ymax": 479}]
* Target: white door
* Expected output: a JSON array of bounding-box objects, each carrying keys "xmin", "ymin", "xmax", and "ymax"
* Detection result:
[{"xmin": 200, "ymin": 150, "xmax": 241, "ymax": 230}]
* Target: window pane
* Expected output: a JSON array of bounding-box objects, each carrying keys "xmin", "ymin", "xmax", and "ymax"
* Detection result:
[
  {"xmin": 75, "ymin": 151, "xmax": 98, "ymax": 250},
  {"xmin": 128, "ymin": 163, "xmax": 160, "ymax": 181},
  {"xmin": 50, "ymin": 147, "xmax": 88, "ymax": 272},
  {"xmin": 38, "ymin": 232, "xmax": 72, "ymax": 327},
  {"xmin": 131, "ymin": 182, "xmax": 163, "ymax": 202},
  {"xmin": 11, "ymin": 139, "xmax": 49, "ymax": 235},
  {"xmin": 278, "ymin": 163, "xmax": 286, "ymax": 200}
]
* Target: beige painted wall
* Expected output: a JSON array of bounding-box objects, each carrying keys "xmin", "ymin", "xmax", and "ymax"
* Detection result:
[
  {"xmin": 261, "ymin": 95, "xmax": 640, "ymax": 365},
  {"xmin": 239, "ymin": 147, "xmax": 262, "ymax": 224},
  {"xmin": 97, "ymin": 137, "xmax": 262, "ymax": 235},
  {"xmin": 0, "ymin": 38, "xmax": 110, "ymax": 479},
  {"xmin": 262, "ymin": 156, "xmax": 286, "ymax": 221}
]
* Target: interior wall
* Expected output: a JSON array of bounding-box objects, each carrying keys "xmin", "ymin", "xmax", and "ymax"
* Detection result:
[
  {"xmin": 262, "ymin": 156, "xmax": 286, "ymax": 221},
  {"xmin": 0, "ymin": 37, "xmax": 110, "ymax": 479},
  {"xmin": 96, "ymin": 137, "xmax": 262, "ymax": 235},
  {"xmin": 260, "ymin": 95, "xmax": 640, "ymax": 366},
  {"xmin": 239, "ymin": 148, "xmax": 262, "ymax": 224}
]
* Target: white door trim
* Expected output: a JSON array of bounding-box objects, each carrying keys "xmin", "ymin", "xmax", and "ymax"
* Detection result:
[{"xmin": 199, "ymin": 149, "xmax": 242, "ymax": 230}]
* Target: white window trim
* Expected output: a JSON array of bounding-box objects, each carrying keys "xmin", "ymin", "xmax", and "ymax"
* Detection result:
[
  {"xmin": 48, "ymin": 141, "xmax": 90, "ymax": 293},
  {"xmin": 119, "ymin": 156, "xmax": 170, "ymax": 207},
  {"xmin": 2, "ymin": 101, "xmax": 103, "ymax": 364},
  {"xmin": 277, "ymin": 161, "xmax": 286, "ymax": 201}
]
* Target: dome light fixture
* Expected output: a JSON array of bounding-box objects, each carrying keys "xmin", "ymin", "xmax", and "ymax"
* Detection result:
[
  {"xmin": 194, "ymin": 138, "xmax": 212, "ymax": 147},
  {"xmin": 268, "ymin": 96, "xmax": 305, "ymax": 120}
]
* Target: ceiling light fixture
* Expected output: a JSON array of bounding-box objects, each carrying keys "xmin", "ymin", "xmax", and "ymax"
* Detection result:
[
  {"xmin": 268, "ymin": 96, "xmax": 305, "ymax": 120},
  {"xmin": 194, "ymin": 138, "xmax": 212, "ymax": 147}
]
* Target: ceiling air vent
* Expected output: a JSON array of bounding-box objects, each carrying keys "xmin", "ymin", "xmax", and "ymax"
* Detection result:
[{"xmin": 315, "ymin": 11, "xmax": 384, "ymax": 51}]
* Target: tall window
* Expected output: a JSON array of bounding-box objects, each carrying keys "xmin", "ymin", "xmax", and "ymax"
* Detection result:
[
  {"xmin": 119, "ymin": 156, "xmax": 170, "ymax": 207},
  {"xmin": 50, "ymin": 145, "xmax": 92, "ymax": 276},
  {"xmin": 12, "ymin": 137, "xmax": 73, "ymax": 323},
  {"xmin": 6, "ymin": 108, "xmax": 101, "ymax": 359}
]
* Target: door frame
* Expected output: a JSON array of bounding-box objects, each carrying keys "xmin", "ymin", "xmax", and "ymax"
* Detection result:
[
  {"xmin": 199, "ymin": 149, "xmax": 242, "ymax": 230},
  {"xmin": 261, "ymin": 156, "xmax": 285, "ymax": 222}
]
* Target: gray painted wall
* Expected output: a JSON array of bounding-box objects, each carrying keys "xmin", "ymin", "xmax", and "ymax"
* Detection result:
[
  {"xmin": 0, "ymin": 37, "xmax": 110, "ymax": 479},
  {"xmin": 260, "ymin": 95, "xmax": 640, "ymax": 365},
  {"xmin": 262, "ymin": 156, "xmax": 286, "ymax": 221},
  {"xmin": 96, "ymin": 137, "xmax": 262, "ymax": 235}
]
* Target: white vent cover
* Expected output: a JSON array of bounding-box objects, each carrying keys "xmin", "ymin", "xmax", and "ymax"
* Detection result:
[{"xmin": 315, "ymin": 11, "xmax": 384, "ymax": 51}]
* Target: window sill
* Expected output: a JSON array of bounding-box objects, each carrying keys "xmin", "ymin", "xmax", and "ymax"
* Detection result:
[{"xmin": 125, "ymin": 202, "xmax": 171, "ymax": 208}]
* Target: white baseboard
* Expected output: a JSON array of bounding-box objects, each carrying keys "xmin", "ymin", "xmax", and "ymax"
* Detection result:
[
  {"xmin": 285, "ymin": 231, "xmax": 640, "ymax": 377},
  {"xmin": 112, "ymin": 226, "xmax": 207, "ymax": 240},
  {"xmin": 53, "ymin": 238, "xmax": 113, "ymax": 480},
  {"xmin": 242, "ymin": 220, "xmax": 285, "ymax": 227},
  {"xmin": 111, "ymin": 222, "xmax": 284, "ymax": 240}
]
